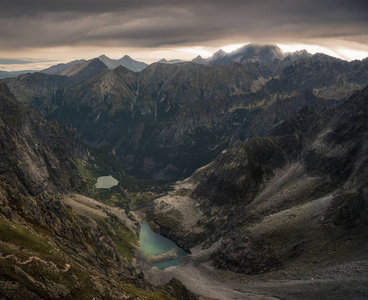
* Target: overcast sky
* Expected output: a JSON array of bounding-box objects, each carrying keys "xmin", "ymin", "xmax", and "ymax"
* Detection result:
[{"xmin": 1, "ymin": 0, "xmax": 368, "ymax": 69}]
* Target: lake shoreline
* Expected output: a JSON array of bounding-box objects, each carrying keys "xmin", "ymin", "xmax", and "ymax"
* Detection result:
[{"xmin": 139, "ymin": 221, "xmax": 189, "ymax": 270}]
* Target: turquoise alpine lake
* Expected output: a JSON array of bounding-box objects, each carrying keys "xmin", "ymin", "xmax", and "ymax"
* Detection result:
[
  {"xmin": 139, "ymin": 221, "xmax": 189, "ymax": 270},
  {"xmin": 95, "ymin": 175, "xmax": 118, "ymax": 189}
]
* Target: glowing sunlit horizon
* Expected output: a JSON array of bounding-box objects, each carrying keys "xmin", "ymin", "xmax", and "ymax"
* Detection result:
[{"xmin": 1, "ymin": 42, "xmax": 368, "ymax": 72}]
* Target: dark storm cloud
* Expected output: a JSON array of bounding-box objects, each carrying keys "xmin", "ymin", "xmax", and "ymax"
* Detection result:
[{"xmin": 0, "ymin": 0, "xmax": 367, "ymax": 49}]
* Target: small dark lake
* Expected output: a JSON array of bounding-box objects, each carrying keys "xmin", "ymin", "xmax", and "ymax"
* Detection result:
[{"xmin": 95, "ymin": 175, "xmax": 118, "ymax": 189}]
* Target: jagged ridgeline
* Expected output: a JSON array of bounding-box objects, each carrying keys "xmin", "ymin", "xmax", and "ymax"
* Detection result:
[
  {"xmin": 0, "ymin": 83, "xmax": 196, "ymax": 299},
  {"xmin": 4, "ymin": 48, "xmax": 368, "ymax": 180}
]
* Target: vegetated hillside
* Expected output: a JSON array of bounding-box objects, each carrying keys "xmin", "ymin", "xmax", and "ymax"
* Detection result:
[
  {"xmin": 4, "ymin": 59, "xmax": 108, "ymax": 105},
  {"xmin": 3, "ymin": 50, "xmax": 368, "ymax": 180},
  {"xmin": 0, "ymin": 83, "xmax": 195, "ymax": 299},
  {"xmin": 152, "ymin": 85, "xmax": 368, "ymax": 277}
]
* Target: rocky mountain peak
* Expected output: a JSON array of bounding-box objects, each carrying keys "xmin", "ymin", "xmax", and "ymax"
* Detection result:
[
  {"xmin": 208, "ymin": 44, "xmax": 286, "ymax": 66},
  {"xmin": 192, "ymin": 55, "xmax": 207, "ymax": 65},
  {"xmin": 240, "ymin": 43, "xmax": 283, "ymax": 62},
  {"xmin": 98, "ymin": 54, "xmax": 147, "ymax": 71},
  {"xmin": 234, "ymin": 43, "xmax": 282, "ymax": 53},
  {"xmin": 211, "ymin": 49, "xmax": 226, "ymax": 59}
]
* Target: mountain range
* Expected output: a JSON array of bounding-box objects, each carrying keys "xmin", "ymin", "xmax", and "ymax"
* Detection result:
[
  {"xmin": 1, "ymin": 43, "xmax": 368, "ymax": 299},
  {"xmin": 0, "ymin": 55, "xmax": 148, "ymax": 80},
  {"xmin": 98, "ymin": 54, "xmax": 148, "ymax": 71},
  {"xmin": 0, "ymin": 43, "xmax": 318, "ymax": 80},
  {"xmin": 3, "ymin": 45, "xmax": 368, "ymax": 180},
  {"xmin": 0, "ymin": 43, "xmax": 341, "ymax": 80},
  {"xmin": 191, "ymin": 44, "xmax": 311, "ymax": 66}
]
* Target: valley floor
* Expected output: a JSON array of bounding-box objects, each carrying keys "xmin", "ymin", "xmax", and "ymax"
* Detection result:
[{"xmin": 139, "ymin": 253, "xmax": 368, "ymax": 299}]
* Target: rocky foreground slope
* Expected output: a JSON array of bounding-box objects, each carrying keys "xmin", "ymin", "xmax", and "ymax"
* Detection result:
[
  {"xmin": 151, "ymin": 85, "xmax": 368, "ymax": 280},
  {"xmin": 0, "ymin": 83, "xmax": 198, "ymax": 299}
]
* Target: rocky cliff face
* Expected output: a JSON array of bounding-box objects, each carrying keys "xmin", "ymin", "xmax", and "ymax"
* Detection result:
[
  {"xmin": 3, "ymin": 52, "xmax": 368, "ymax": 180},
  {"xmin": 152, "ymin": 85, "xmax": 368, "ymax": 275},
  {"xmin": 0, "ymin": 82, "xmax": 90, "ymax": 197},
  {"xmin": 0, "ymin": 83, "xmax": 196, "ymax": 299}
]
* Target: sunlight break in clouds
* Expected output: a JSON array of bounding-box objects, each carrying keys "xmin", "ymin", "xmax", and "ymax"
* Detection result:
[
  {"xmin": 221, "ymin": 44, "xmax": 246, "ymax": 53},
  {"xmin": 335, "ymin": 48, "xmax": 368, "ymax": 61},
  {"xmin": 277, "ymin": 44, "xmax": 342, "ymax": 58},
  {"xmin": 277, "ymin": 43, "xmax": 368, "ymax": 61}
]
